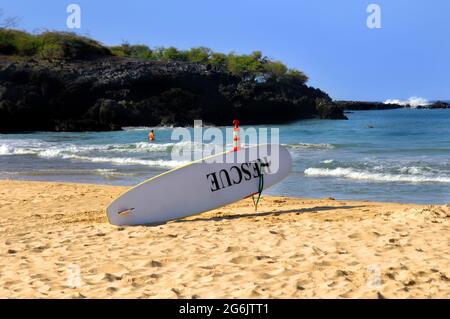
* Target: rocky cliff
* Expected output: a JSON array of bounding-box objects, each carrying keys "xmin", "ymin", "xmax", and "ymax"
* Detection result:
[{"xmin": 0, "ymin": 56, "xmax": 347, "ymax": 132}]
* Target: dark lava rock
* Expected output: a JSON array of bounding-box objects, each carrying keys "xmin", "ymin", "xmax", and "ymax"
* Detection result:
[
  {"xmin": 337, "ymin": 100, "xmax": 450, "ymax": 111},
  {"xmin": 335, "ymin": 101, "xmax": 404, "ymax": 110},
  {"xmin": 417, "ymin": 101, "xmax": 450, "ymax": 109},
  {"xmin": 0, "ymin": 56, "xmax": 347, "ymax": 132}
]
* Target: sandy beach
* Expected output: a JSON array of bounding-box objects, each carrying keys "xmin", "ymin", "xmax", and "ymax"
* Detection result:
[{"xmin": 0, "ymin": 179, "xmax": 448, "ymax": 298}]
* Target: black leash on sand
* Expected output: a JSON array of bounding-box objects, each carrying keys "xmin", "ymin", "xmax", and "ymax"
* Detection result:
[{"xmin": 252, "ymin": 161, "xmax": 269, "ymax": 211}]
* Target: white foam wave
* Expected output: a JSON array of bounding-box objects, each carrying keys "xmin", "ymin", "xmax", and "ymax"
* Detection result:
[
  {"xmin": 304, "ymin": 167, "xmax": 450, "ymax": 183},
  {"xmin": 0, "ymin": 144, "xmax": 35, "ymax": 155},
  {"xmin": 6, "ymin": 168, "xmax": 136, "ymax": 177},
  {"xmin": 399, "ymin": 166, "xmax": 432, "ymax": 175},
  {"xmin": 121, "ymin": 126, "xmax": 174, "ymax": 131},
  {"xmin": 38, "ymin": 149, "xmax": 63, "ymax": 158},
  {"xmin": 60, "ymin": 154, "xmax": 188, "ymax": 168},
  {"xmin": 132, "ymin": 141, "xmax": 210, "ymax": 152},
  {"xmin": 51, "ymin": 142, "xmax": 175, "ymax": 153},
  {"xmin": 93, "ymin": 169, "xmax": 135, "ymax": 176},
  {"xmin": 0, "ymin": 141, "xmax": 215, "ymax": 157},
  {"xmin": 285, "ymin": 143, "xmax": 334, "ymax": 150},
  {"xmin": 97, "ymin": 142, "xmax": 175, "ymax": 153},
  {"xmin": 0, "ymin": 144, "xmax": 16, "ymax": 155},
  {"xmin": 384, "ymin": 96, "xmax": 430, "ymax": 108},
  {"xmin": 0, "ymin": 140, "xmax": 203, "ymax": 168},
  {"xmin": 95, "ymin": 168, "xmax": 117, "ymax": 174}
]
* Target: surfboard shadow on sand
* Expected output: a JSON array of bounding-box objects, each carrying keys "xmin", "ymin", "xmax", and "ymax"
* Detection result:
[{"xmin": 142, "ymin": 205, "xmax": 367, "ymax": 226}]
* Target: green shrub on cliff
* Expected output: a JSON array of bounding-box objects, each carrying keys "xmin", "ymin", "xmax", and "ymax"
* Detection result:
[
  {"xmin": 186, "ymin": 47, "xmax": 211, "ymax": 63},
  {"xmin": 107, "ymin": 42, "xmax": 308, "ymax": 83},
  {"xmin": 156, "ymin": 47, "xmax": 188, "ymax": 61},
  {"xmin": 38, "ymin": 43, "xmax": 64, "ymax": 61},
  {"xmin": 36, "ymin": 32, "xmax": 112, "ymax": 60},
  {"xmin": 263, "ymin": 61, "xmax": 288, "ymax": 80},
  {"xmin": 0, "ymin": 29, "xmax": 111, "ymax": 60},
  {"xmin": 0, "ymin": 29, "xmax": 39, "ymax": 55},
  {"xmin": 226, "ymin": 51, "xmax": 265, "ymax": 79},
  {"xmin": 284, "ymin": 69, "xmax": 309, "ymax": 85},
  {"xmin": 109, "ymin": 43, "xmax": 152, "ymax": 59},
  {"xmin": 0, "ymin": 28, "xmax": 308, "ymax": 84},
  {"xmin": 209, "ymin": 52, "xmax": 227, "ymax": 67}
]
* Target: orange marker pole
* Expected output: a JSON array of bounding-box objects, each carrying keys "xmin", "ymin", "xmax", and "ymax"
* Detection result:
[{"xmin": 232, "ymin": 119, "xmax": 240, "ymax": 152}]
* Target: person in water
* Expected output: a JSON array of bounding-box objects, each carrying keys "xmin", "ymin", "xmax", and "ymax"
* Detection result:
[{"xmin": 148, "ymin": 130, "xmax": 155, "ymax": 141}]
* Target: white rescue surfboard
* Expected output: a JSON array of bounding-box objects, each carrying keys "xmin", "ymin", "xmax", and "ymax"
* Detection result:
[{"xmin": 106, "ymin": 144, "xmax": 292, "ymax": 226}]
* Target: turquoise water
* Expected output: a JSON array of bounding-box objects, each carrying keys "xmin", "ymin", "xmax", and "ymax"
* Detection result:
[{"xmin": 1, "ymin": 108, "xmax": 449, "ymax": 204}]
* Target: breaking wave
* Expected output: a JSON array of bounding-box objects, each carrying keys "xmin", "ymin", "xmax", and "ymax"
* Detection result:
[
  {"xmin": 121, "ymin": 126, "xmax": 174, "ymax": 131},
  {"xmin": 284, "ymin": 143, "xmax": 335, "ymax": 150},
  {"xmin": 0, "ymin": 141, "xmax": 192, "ymax": 168},
  {"xmin": 60, "ymin": 155, "xmax": 189, "ymax": 168},
  {"xmin": 384, "ymin": 96, "xmax": 430, "ymax": 108},
  {"xmin": 0, "ymin": 141, "xmax": 222, "ymax": 155},
  {"xmin": 35, "ymin": 150, "xmax": 187, "ymax": 168},
  {"xmin": 304, "ymin": 167, "xmax": 450, "ymax": 183},
  {"xmin": 0, "ymin": 144, "xmax": 35, "ymax": 155}
]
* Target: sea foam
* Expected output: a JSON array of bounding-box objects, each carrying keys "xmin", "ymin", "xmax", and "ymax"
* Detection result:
[
  {"xmin": 60, "ymin": 154, "xmax": 189, "ymax": 168},
  {"xmin": 284, "ymin": 143, "xmax": 335, "ymax": 150},
  {"xmin": 384, "ymin": 96, "xmax": 430, "ymax": 108},
  {"xmin": 304, "ymin": 167, "xmax": 450, "ymax": 183}
]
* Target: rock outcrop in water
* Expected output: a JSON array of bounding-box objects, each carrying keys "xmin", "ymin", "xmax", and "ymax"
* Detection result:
[
  {"xmin": 336, "ymin": 101, "xmax": 404, "ymax": 110},
  {"xmin": 337, "ymin": 100, "xmax": 450, "ymax": 110},
  {"xmin": 0, "ymin": 56, "xmax": 347, "ymax": 132},
  {"xmin": 417, "ymin": 101, "xmax": 450, "ymax": 109}
]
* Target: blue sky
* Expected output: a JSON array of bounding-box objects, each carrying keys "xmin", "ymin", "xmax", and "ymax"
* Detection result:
[{"xmin": 1, "ymin": 0, "xmax": 449, "ymax": 101}]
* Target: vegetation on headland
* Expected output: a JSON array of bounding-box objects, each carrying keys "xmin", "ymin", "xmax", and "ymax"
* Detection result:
[
  {"xmin": 1, "ymin": 9, "xmax": 87, "ymax": 58},
  {"xmin": 0, "ymin": 29, "xmax": 113, "ymax": 60},
  {"xmin": 0, "ymin": 29, "xmax": 308, "ymax": 84},
  {"xmin": 111, "ymin": 44, "xmax": 308, "ymax": 84}
]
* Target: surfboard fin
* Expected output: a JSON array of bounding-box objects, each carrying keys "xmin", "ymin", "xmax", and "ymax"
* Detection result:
[
  {"xmin": 252, "ymin": 161, "xmax": 268, "ymax": 211},
  {"xmin": 118, "ymin": 208, "xmax": 135, "ymax": 216}
]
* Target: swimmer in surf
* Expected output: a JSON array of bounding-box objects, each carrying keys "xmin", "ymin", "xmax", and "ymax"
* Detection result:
[{"xmin": 148, "ymin": 130, "xmax": 155, "ymax": 141}]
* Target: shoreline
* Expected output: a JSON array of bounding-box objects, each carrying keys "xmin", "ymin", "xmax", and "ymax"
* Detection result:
[
  {"xmin": 2, "ymin": 177, "xmax": 449, "ymax": 206},
  {"xmin": 1, "ymin": 107, "xmax": 450, "ymax": 134},
  {"xmin": 0, "ymin": 179, "xmax": 449, "ymax": 298}
]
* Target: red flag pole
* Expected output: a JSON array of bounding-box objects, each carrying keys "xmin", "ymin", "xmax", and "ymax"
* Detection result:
[{"xmin": 232, "ymin": 119, "xmax": 240, "ymax": 152}]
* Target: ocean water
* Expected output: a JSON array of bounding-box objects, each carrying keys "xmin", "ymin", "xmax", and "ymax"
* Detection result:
[{"xmin": 1, "ymin": 108, "xmax": 449, "ymax": 204}]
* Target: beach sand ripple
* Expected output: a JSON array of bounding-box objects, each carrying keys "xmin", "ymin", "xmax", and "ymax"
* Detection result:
[{"xmin": 0, "ymin": 180, "xmax": 448, "ymax": 298}]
